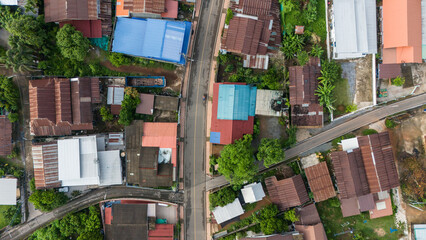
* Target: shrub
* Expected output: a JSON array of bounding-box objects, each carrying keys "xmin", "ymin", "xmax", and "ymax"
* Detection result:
[
  {"xmin": 362, "ymin": 129, "xmax": 378, "ymax": 136},
  {"xmin": 331, "ymin": 133, "xmax": 355, "ymax": 148},
  {"xmin": 99, "ymin": 106, "xmax": 113, "ymax": 122},
  {"xmin": 29, "ymin": 189, "xmax": 68, "ymax": 212},
  {"xmin": 209, "ymin": 187, "xmax": 237, "ymax": 210},
  {"xmin": 385, "ymin": 118, "xmax": 397, "ymax": 129},
  {"xmin": 391, "ymin": 76, "xmax": 405, "ymax": 87},
  {"xmin": 329, "ymin": 197, "xmax": 341, "ymax": 208},
  {"xmin": 283, "ymin": 209, "xmax": 299, "ymax": 222},
  {"xmin": 224, "ymin": 64, "xmax": 234, "ymax": 73},
  {"xmin": 253, "ymin": 118, "xmax": 260, "ymax": 137},
  {"xmin": 345, "ymin": 104, "xmax": 357, "ymax": 113},
  {"xmin": 108, "ymin": 52, "xmax": 131, "ymax": 67},
  {"xmin": 297, "ymin": 51, "xmax": 309, "ymax": 66},
  {"xmin": 257, "ymin": 138, "xmax": 285, "ymax": 168},
  {"xmin": 243, "ymin": 202, "xmax": 257, "ymax": 211},
  {"xmin": 225, "ymin": 9, "xmax": 234, "ymax": 25},
  {"xmin": 284, "ymin": 126, "xmax": 297, "ymax": 147},
  {"xmin": 281, "ymin": 33, "xmax": 305, "ymax": 59},
  {"xmin": 310, "ymin": 44, "xmax": 324, "ymax": 58},
  {"xmin": 118, "ymin": 87, "xmax": 141, "ymax": 126},
  {"xmin": 7, "ymin": 113, "xmax": 19, "ymax": 123}
]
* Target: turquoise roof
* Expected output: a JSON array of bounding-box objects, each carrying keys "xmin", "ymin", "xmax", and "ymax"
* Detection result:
[{"xmin": 217, "ymin": 84, "xmax": 257, "ymax": 120}]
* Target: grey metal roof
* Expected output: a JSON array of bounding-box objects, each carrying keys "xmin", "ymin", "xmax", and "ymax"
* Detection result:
[
  {"xmin": 333, "ymin": 0, "xmax": 377, "ymax": 59},
  {"xmin": 212, "ymin": 198, "xmax": 244, "ymax": 224},
  {"xmin": 99, "ymin": 150, "xmax": 123, "ymax": 186},
  {"xmin": 0, "ymin": 178, "xmax": 17, "ymax": 205}
]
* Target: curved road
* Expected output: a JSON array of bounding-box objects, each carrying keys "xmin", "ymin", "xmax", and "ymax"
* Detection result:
[
  {"xmin": 0, "ymin": 187, "xmax": 183, "ymax": 240},
  {"xmin": 206, "ymin": 93, "xmax": 426, "ymax": 190}
]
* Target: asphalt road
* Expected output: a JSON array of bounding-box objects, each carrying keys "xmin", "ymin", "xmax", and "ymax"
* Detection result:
[
  {"xmin": 0, "ymin": 187, "xmax": 183, "ymax": 240},
  {"xmin": 206, "ymin": 93, "xmax": 426, "ymax": 190},
  {"xmin": 183, "ymin": 0, "xmax": 223, "ymax": 239}
]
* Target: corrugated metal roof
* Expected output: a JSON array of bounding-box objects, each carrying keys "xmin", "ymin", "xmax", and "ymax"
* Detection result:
[
  {"xmin": 32, "ymin": 142, "xmax": 61, "ymax": 189},
  {"xmin": 265, "ymin": 175, "xmax": 309, "ymax": 211},
  {"xmin": 142, "ymin": 122, "xmax": 177, "ymax": 166},
  {"xmin": 378, "ymin": 64, "xmax": 402, "ymax": 79},
  {"xmin": 44, "ymin": 0, "xmax": 99, "ymax": 22},
  {"xmin": 161, "ymin": 0, "xmax": 178, "ymax": 18},
  {"xmin": 107, "ymin": 86, "xmax": 125, "ymax": 105},
  {"xmin": 241, "ymin": 182, "xmax": 265, "ymax": 204},
  {"xmin": 148, "ymin": 224, "xmax": 174, "ymax": 240},
  {"xmin": 212, "ymin": 198, "xmax": 244, "ymax": 224},
  {"xmin": 58, "ymin": 139, "xmax": 81, "ymax": 182},
  {"xmin": 217, "ymin": 84, "xmax": 257, "ymax": 120},
  {"xmin": 136, "ymin": 93, "xmax": 155, "ymax": 115},
  {"xmin": 305, "ymin": 162, "xmax": 336, "ymax": 202},
  {"xmin": 0, "ymin": 178, "xmax": 17, "ymax": 205},
  {"xmin": 59, "ymin": 20, "xmax": 102, "ymax": 38},
  {"xmin": 0, "ymin": 116, "xmax": 12, "ymax": 156},
  {"xmin": 99, "ymin": 150, "xmax": 123, "ymax": 186}
]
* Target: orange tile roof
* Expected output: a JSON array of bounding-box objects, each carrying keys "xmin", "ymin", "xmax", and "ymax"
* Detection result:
[
  {"xmin": 382, "ymin": 0, "xmax": 422, "ymax": 63},
  {"xmin": 142, "ymin": 122, "xmax": 178, "ymax": 166},
  {"xmin": 116, "ymin": 0, "xmax": 130, "ymax": 17},
  {"xmin": 369, "ymin": 197, "xmax": 393, "ymax": 219}
]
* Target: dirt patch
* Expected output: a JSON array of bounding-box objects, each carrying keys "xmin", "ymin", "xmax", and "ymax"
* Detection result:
[
  {"xmin": 153, "ymin": 110, "xmax": 178, "ymax": 122},
  {"xmin": 257, "ymin": 116, "xmax": 286, "ymax": 140},
  {"xmin": 100, "ymin": 61, "xmax": 182, "ymax": 92},
  {"xmin": 391, "ymin": 113, "xmax": 426, "ymax": 154},
  {"xmin": 354, "ymin": 55, "xmax": 373, "ymax": 107},
  {"xmin": 374, "ymin": 228, "xmax": 386, "ymax": 237}
]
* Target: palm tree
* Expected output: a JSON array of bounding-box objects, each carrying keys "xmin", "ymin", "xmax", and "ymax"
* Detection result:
[{"xmin": 315, "ymin": 79, "xmax": 335, "ymax": 117}]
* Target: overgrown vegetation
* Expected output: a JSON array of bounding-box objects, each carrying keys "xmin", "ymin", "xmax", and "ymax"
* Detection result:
[
  {"xmin": 29, "ymin": 178, "xmax": 68, "ymax": 212},
  {"xmin": 316, "ymin": 60, "xmax": 344, "ymax": 116},
  {"xmin": 399, "ymin": 155, "xmax": 425, "ymax": 203},
  {"xmin": 331, "ymin": 133, "xmax": 356, "ymax": 148},
  {"xmin": 283, "ymin": 126, "xmax": 297, "ymax": 148},
  {"xmin": 99, "ymin": 106, "xmax": 113, "ymax": 122},
  {"xmin": 56, "ymin": 24, "xmax": 90, "ymax": 61},
  {"xmin": 118, "ymin": 87, "xmax": 141, "ymax": 126},
  {"xmin": 385, "ymin": 118, "xmax": 397, "ymax": 129},
  {"xmin": 257, "ymin": 138, "xmax": 285, "ymax": 168},
  {"xmin": 29, "ymin": 205, "xmax": 103, "ymax": 240},
  {"xmin": 209, "ymin": 187, "xmax": 238, "ymax": 210},
  {"xmin": 0, "ymin": 158, "xmax": 23, "ymax": 178},
  {"xmin": 345, "ymin": 104, "xmax": 357, "ymax": 113},
  {"xmin": 362, "ymin": 129, "xmax": 378, "ymax": 136},
  {"xmin": 391, "ymin": 76, "xmax": 405, "ymax": 87},
  {"xmin": 253, "ymin": 118, "xmax": 260, "ymax": 137},
  {"xmin": 225, "ymin": 9, "xmax": 234, "ymax": 25},
  {"xmin": 0, "ymin": 75, "xmax": 20, "ymax": 122},
  {"xmin": 0, "ymin": 204, "xmax": 21, "ymax": 228}
]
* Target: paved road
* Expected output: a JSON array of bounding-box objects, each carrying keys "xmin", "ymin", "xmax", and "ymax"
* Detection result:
[
  {"xmin": 206, "ymin": 93, "xmax": 426, "ymax": 190},
  {"xmin": 183, "ymin": 0, "xmax": 223, "ymax": 239},
  {"xmin": 0, "ymin": 187, "xmax": 183, "ymax": 240}
]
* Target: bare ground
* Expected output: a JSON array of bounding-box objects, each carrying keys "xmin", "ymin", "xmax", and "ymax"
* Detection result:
[{"xmin": 353, "ymin": 55, "xmax": 373, "ymax": 107}]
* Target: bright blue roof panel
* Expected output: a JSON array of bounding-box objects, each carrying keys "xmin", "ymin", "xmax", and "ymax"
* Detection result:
[
  {"xmin": 210, "ymin": 132, "xmax": 221, "ymax": 144},
  {"xmin": 112, "ymin": 18, "xmax": 192, "ymax": 65},
  {"xmin": 217, "ymin": 84, "xmax": 257, "ymax": 120}
]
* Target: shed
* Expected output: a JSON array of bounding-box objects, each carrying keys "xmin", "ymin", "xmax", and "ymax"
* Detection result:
[
  {"xmin": 305, "ymin": 162, "xmax": 336, "ymax": 202},
  {"xmin": 212, "ymin": 198, "xmax": 244, "ymax": 225},
  {"xmin": 264, "ymin": 175, "xmax": 309, "ymax": 211},
  {"xmin": 241, "ymin": 182, "xmax": 265, "ymax": 204},
  {"xmin": 295, "ymin": 26, "xmax": 304, "ymax": 34},
  {"xmin": 107, "ymin": 86, "xmax": 125, "ymax": 105},
  {"xmin": 0, "ymin": 178, "xmax": 17, "ymax": 205},
  {"xmin": 136, "ymin": 93, "xmax": 155, "ymax": 115},
  {"xmin": 112, "ymin": 18, "xmax": 192, "ymax": 64}
]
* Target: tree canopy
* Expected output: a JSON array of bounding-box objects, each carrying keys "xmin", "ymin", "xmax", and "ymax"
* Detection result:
[
  {"xmin": 118, "ymin": 87, "xmax": 141, "ymax": 126},
  {"xmin": 56, "ymin": 24, "xmax": 90, "ymax": 61},
  {"xmin": 257, "ymin": 138, "xmax": 285, "ymax": 168},
  {"xmin": 29, "ymin": 189, "xmax": 68, "ymax": 212},
  {"xmin": 209, "ymin": 187, "xmax": 237, "ymax": 210},
  {"xmin": 253, "ymin": 204, "xmax": 285, "ymax": 235},
  {"xmin": 217, "ymin": 134, "xmax": 257, "ymax": 186}
]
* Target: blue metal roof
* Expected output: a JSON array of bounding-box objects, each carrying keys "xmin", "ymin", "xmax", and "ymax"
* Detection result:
[
  {"xmin": 210, "ymin": 132, "xmax": 221, "ymax": 144},
  {"xmin": 112, "ymin": 18, "xmax": 192, "ymax": 65},
  {"xmin": 217, "ymin": 84, "xmax": 257, "ymax": 120}
]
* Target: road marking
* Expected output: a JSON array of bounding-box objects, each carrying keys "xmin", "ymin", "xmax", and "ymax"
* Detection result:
[{"xmin": 192, "ymin": 1, "xmax": 215, "ymax": 239}]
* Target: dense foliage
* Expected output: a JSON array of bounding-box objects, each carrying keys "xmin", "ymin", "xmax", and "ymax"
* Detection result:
[
  {"xmin": 362, "ymin": 129, "xmax": 378, "ymax": 136},
  {"xmin": 385, "ymin": 118, "xmax": 397, "ymax": 129},
  {"xmin": 257, "ymin": 138, "xmax": 285, "ymax": 168},
  {"xmin": 281, "ymin": 33, "xmax": 305, "ymax": 59},
  {"xmin": 99, "ymin": 106, "xmax": 113, "ymax": 122},
  {"xmin": 297, "ymin": 50, "xmax": 309, "ymax": 66},
  {"xmin": 391, "ymin": 76, "xmax": 405, "ymax": 87},
  {"xmin": 217, "ymin": 134, "xmax": 257, "ymax": 186},
  {"xmin": 225, "ymin": 9, "xmax": 234, "ymax": 25},
  {"xmin": 310, "ymin": 44, "xmax": 324, "ymax": 58},
  {"xmin": 118, "ymin": 87, "xmax": 141, "ymax": 126},
  {"xmin": 0, "ymin": 76, "xmax": 20, "ymax": 122},
  {"xmin": 345, "ymin": 104, "xmax": 357, "ymax": 113},
  {"xmin": 1, "ymin": 204, "xmax": 21, "ymax": 226},
  {"xmin": 0, "ymin": 159, "xmax": 23, "ymax": 178},
  {"xmin": 56, "ymin": 24, "xmax": 90, "ymax": 61},
  {"xmin": 400, "ymin": 156, "xmax": 425, "ymax": 202},
  {"xmin": 253, "ymin": 204, "xmax": 285, "ymax": 235},
  {"xmin": 316, "ymin": 60, "xmax": 343, "ymax": 114},
  {"xmin": 283, "ymin": 126, "xmax": 297, "ymax": 148},
  {"xmin": 283, "ymin": 208, "xmax": 299, "ymax": 222},
  {"xmin": 29, "ymin": 206, "xmax": 103, "ymax": 240},
  {"xmin": 29, "ymin": 179, "xmax": 68, "ymax": 212},
  {"xmin": 209, "ymin": 187, "xmax": 237, "ymax": 210},
  {"xmin": 108, "ymin": 52, "xmax": 132, "ymax": 67}
]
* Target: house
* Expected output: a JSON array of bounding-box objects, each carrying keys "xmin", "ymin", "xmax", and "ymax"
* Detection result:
[
  {"xmin": 255, "ymin": 90, "xmax": 285, "ymax": 117},
  {"xmin": 378, "ymin": 64, "xmax": 402, "ymax": 79},
  {"xmin": 44, "ymin": 0, "xmax": 112, "ymax": 38},
  {"xmin": 289, "ymin": 58, "xmax": 323, "ymax": 128},
  {"xmin": 125, "ymin": 121, "xmax": 175, "ymax": 188},
  {"xmin": 221, "ymin": 0, "xmax": 282, "ymax": 69},
  {"xmin": 212, "ymin": 198, "xmax": 244, "ymax": 225},
  {"xmin": 241, "ymin": 182, "xmax": 265, "ymax": 204},
  {"xmin": 295, "ymin": 204, "xmax": 327, "ymax": 240},
  {"xmin": 330, "ymin": 132, "xmax": 399, "ymax": 218},
  {"xmin": 29, "ymin": 78, "xmax": 100, "ymax": 136},
  {"xmin": 112, "ymin": 18, "xmax": 192, "ymax": 65},
  {"xmin": 305, "ymin": 162, "xmax": 336, "ymax": 202},
  {"xmin": 0, "ymin": 115, "xmax": 12, "ymax": 156},
  {"xmin": 31, "ymin": 135, "xmax": 122, "ymax": 188},
  {"xmin": 382, "ymin": 0, "xmax": 422, "ymax": 63},
  {"xmin": 107, "ymin": 86, "xmax": 125, "ymax": 115},
  {"xmin": 115, "ymin": 0, "xmax": 178, "ymax": 19},
  {"xmin": 332, "ymin": 0, "xmax": 377, "ymax": 59},
  {"xmin": 264, "ymin": 175, "xmax": 309, "ymax": 211},
  {"xmin": 0, "ymin": 178, "xmax": 17, "ymax": 205},
  {"xmin": 210, "ymin": 83, "xmax": 257, "ymax": 145},
  {"xmin": 136, "ymin": 94, "xmax": 155, "ymax": 115}
]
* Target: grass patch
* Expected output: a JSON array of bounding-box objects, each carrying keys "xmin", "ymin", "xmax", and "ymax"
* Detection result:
[
  {"xmin": 0, "ymin": 205, "xmax": 10, "ymax": 229},
  {"xmin": 333, "ymin": 78, "xmax": 351, "ymax": 107},
  {"xmin": 0, "ymin": 205, "xmax": 20, "ymax": 229},
  {"xmin": 362, "ymin": 129, "xmax": 378, "ymax": 136},
  {"xmin": 317, "ymin": 198, "xmax": 402, "ymax": 240}
]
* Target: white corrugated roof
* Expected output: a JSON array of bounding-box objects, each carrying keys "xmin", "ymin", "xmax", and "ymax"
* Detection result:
[
  {"xmin": 333, "ymin": 0, "xmax": 377, "ymax": 59},
  {"xmin": 107, "ymin": 87, "xmax": 125, "ymax": 105},
  {"xmin": 0, "ymin": 178, "xmax": 17, "ymax": 205},
  {"xmin": 58, "ymin": 139, "xmax": 81, "ymax": 182},
  {"xmin": 341, "ymin": 137, "xmax": 359, "ymax": 151},
  {"xmin": 212, "ymin": 198, "xmax": 244, "ymax": 224},
  {"xmin": 241, "ymin": 182, "xmax": 265, "ymax": 204},
  {"xmin": 99, "ymin": 150, "xmax": 122, "ymax": 186},
  {"xmin": 0, "ymin": 0, "xmax": 18, "ymax": 5}
]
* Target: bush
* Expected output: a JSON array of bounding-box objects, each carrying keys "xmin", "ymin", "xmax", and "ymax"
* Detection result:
[
  {"xmin": 283, "ymin": 209, "xmax": 299, "ymax": 222},
  {"xmin": 391, "ymin": 76, "xmax": 405, "ymax": 87},
  {"xmin": 362, "ymin": 129, "xmax": 378, "ymax": 136},
  {"xmin": 328, "ymin": 197, "xmax": 341, "ymax": 208},
  {"xmin": 118, "ymin": 87, "xmax": 141, "ymax": 126},
  {"xmin": 257, "ymin": 138, "xmax": 285, "ymax": 168},
  {"xmin": 56, "ymin": 24, "xmax": 90, "ymax": 61},
  {"xmin": 331, "ymin": 133, "xmax": 355, "ymax": 148},
  {"xmin": 108, "ymin": 52, "xmax": 131, "ymax": 67},
  {"xmin": 253, "ymin": 204, "xmax": 285, "ymax": 235},
  {"xmin": 310, "ymin": 44, "xmax": 324, "ymax": 58},
  {"xmin": 224, "ymin": 64, "xmax": 234, "ymax": 73},
  {"xmin": 385, "ymin": 118, "xmax": 397, "ymax": 129},
  {"xmin": 345, "ymin": 104, "xmax": 357, "ymax": 113},
  {"xmin": 253, "ymin": 118, "xmax": 260, "ymax": 137},
  {"xmin": 99, "ymin": 106, "xmax": 113, "ymax": 122},
  {"xmin": 209, "ymin": 187, "xmax": 237, "ymax": 210},
  {"xmin": 297, "ymin": 51, "xmax": 309, "ymax": 66},
  {"xmin": 225, "ymin": 9, "xmax": 233, "ymax": 25},
  {"xmin": 243, "ymin": 202, "xmax": 257, "ymax": 211},
  {"xmin": 281, "ymin": 33, "xmax": 305, "ymax": 59},
  {"xmin": 283, "ymin": 126, "xmax": 297, "ymax": 148},
  {"xmin": 2, "ymin": 204, "xmax": 21, "ymax": 226},
  {"xmin": 29, "ymin": 189, "xmax": 68, "ymax": 212}
]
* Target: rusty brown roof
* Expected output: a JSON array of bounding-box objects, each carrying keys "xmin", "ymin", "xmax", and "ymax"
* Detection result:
[
  {"xmin": 294, "ymin": 222, "xmax": 327, "ymax": 240},
  {"xmin": 32, "ymin": 142, "xmax": 61, "ymax": 189},
  {"xmin": 71, "ymin": 78, "xmax": 93, "ymax": 124},
  {"xmin": 296, "ymin": 203, "xmax": 321, "ymax": 226},
  {"xmin": 305, "ymin": 162, "xmax": 336, "ymax": 202},
  {"xmin": 265, "ymin": 175, "xmax": 309, "ymax": 211},
  {"xmin": 223, "ymin": 17, "xmax": 264, "ymax": 55},
  {"xmin": 290, "ymin": 103, "xmax": 323, "ymax": 128},
  {"xmin": 289, "ymin": 59, "xmax": 321, "ymax": 105},
  {"xmin": 123, "ymin": 0, "xmax": 165, "ymax": 14},
  {"xmin": 136, "ymin": 94, "xmax": 154, "ymax": 115},
  {"xmin": 237, "ymin": 0, "xmax": 272, "ymax": 17},
  {"xmin": 378, "ymin": 64, "xmax": 402, "ymax": 79},
  {"xmin": 44, "ymin": 0, "xmax": 98, "ymax": 22},
  {"xmin": 340, "ymin": 197, "xmax": 361, "ymax": 217},
  {"xmin": 91, "ymin": 78, "xmax": 101, "ymax": 103},
  {"xmin": 0, "ymin": 116, "xmax": 12, "ymax": 156},
  {"xmin": 358, "ymin": 193, "xmax": 375, "ymax": 212}
]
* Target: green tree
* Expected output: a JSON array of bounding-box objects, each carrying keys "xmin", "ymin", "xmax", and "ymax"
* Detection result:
[
  {"xmin": 29, "ymin": 189, "xmax": 68, "ymax": 212},
  {"xmin": 284, "ymin": 126, "xmax": 297, "ymax": 147},
  {"xmin": 315, "ymin": 78, "xmax": 335, "ymax": 113},
  {"xmin": 217, "ymin": 134, "xmax": 257, "ymax": 186},
  {"xmin": 260, "ymin": 67, "xmax": 283, "ymax": 90},
  {"xmin": 310, "ymin": 44, "xmax": 324, "ymax": 58},
  {"xmin": 209, "ymin": 187, "xmax": 237, "ymax": 210},
  {"xmin": 253, "ymin": 204, "xmax": 285, "ymax": 235},
  {"xmin": 225, "ymin": 9, "xmax": 234, "ymax": 25},
  {"xmin": 297, "ymin": 51, "xmax": 309, "ymax": 66},
  {"xmin": 7, "ymin": 113, "xmax": 19, "ymax": 123},
  {"xmin": 99, "ymin": 106, "xmax": 113, "ymax": 122},
  {"xmin": 320, "ymin": 60, "xmax": 342, "ymax": 84},
  {"xmin": 56, "ymin": 24, "xmax": 90, "ymax": 61},
  {"xmin": 283, "ymin": 209, "xmax": 299, "ymax": 222},
  {"xmin": 118, "ymin": 87, "xmax": 141, "ymax": 126},
  {"xmin": 108, "ymin": 52, "xmax": 131, "ymax": 67},
  {"xmin": 391, "ymin": 76, "xmax": 405, "ymax": 87},
  {"xmin": 281, "ymin": 33, "xmax": 305, "ymax": 59},
  {"xmin": 385, "ymin": 118, "xmax": 397, "ymax": 129},
  {"xmin": 25, "ymin": 0, "xmax": 41, "ymax": 13},
  {"xmin": 257, "ymin": 138, "xmax": 285, "ymax": 168}
]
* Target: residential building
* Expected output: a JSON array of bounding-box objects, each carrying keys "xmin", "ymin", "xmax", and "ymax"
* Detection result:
[
  {"xmin": 305, "ymin": 162, "xmax": 336, "ymax": 202},
  {"xmin": 32, "ymin": 142, "xmax": 61, "ymax": 189},
  {"xmin": 295, "ymin": 204, "xmax": 327, "ymax": 240},
  {"xmin": 0, "ymin": 178, "xmax": 17, "ymax": 205},
  {"xmin": 44, "ymin": 0, "xmax": 112, "ymax": 38},
  {"xmin": 289, "ymin": 58, "xmax": 323, "ymax": 128},
  {"xmin": 107, "ymin": 86, "xmax": 125, "ymax": 115},
  {"xmin": 382, "ymin": 0, "xmax": 422, "ymax": 63},
  {"xmin": 112, "ymin": 18, "xmax": 192, "ymax": 65},
  {"xmin": 29, "ymin": 78, "xmax": 100, "ymax": 136},
  {"xmin": 221, "ymin": 0, "xmax": 282, "ymax": 69},
  {"xmin": 330, "ymin": 132, "xmax": 399, "ymax": 218},
  {"xmin": 255, "ymin": 90, "xmax": 286, "ymax": 117},
  {"xmin": 0, "ymin": 115, "xmax": 12, "ymax": 156},
  {"xmin": 241, "ymin": 182, "xmax": 265, "ymax": 204},
  {"xmin": 212, "ymin": 198, "xmax": 244, "ymax": 225},
  {"xmin": 136, "ymin": 94, "xmax": 155, "ymax": 115},
  {"xmin": 264, "ymin": 175, "xmax": 309, "ymax": 211},
  {"xmin": 378, "ymin": 64, "xmax": 402, "ymax": 79},
  {"xmin": 332, "ymin": 0, "xmax": 377, "ymax": 59},
  {"xmin": 115, "ymin": 0, "xmax": 178, "ymax": 19},
  {"xmin": 210, "ymin": 83, "xmax": 257, "ymax": 145}
]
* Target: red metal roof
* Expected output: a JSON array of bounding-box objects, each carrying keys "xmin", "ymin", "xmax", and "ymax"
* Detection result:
[
  {"xmin": 44, "ymin": 0, "xmax": 98, "ymax": 22},
  {"xmin": 32, "ymin": 142, "xmax": 61, "ymax": 189},
  {"xmin": 369, "ymin": 197, "xmax": 393, "ymax": 219},
  {"xmin": 59, "ymin": 20, "xmax": 102, "ymax": 38},
  {"xmin": 105, "ymin": 207, "xmax": 112, "ymax": 225},
  {"xmin": 265, "ymin": 175, "xmax": 309, "ymax": 211},
  {"xmin": 161, "ymin": 0, "xmax": 178, "ymax": 18},
  {"xmin": 142, "ymin": 122, "xmax": 177, "ymax": 166},
  {"xmin": 223, "ymin": 17, "xmax": 264, "ymax": 55},
  {"xmin": 210, "ymin": 83, "xmax": 254, "ymax": 145},
  {"xmin": 305, "ymin": 162, "xmax": 336, "ymax": 202},
  {"xmin": 0, "ymin": 116, "xmax": 12, "ymax": 156},
  {"xmin": 378, "ymin": 64, "xmax": 402, "ymax": 79},
  {"xmin": 148, "ymin": 224, "xmax": 174, "ymax": 240}
]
